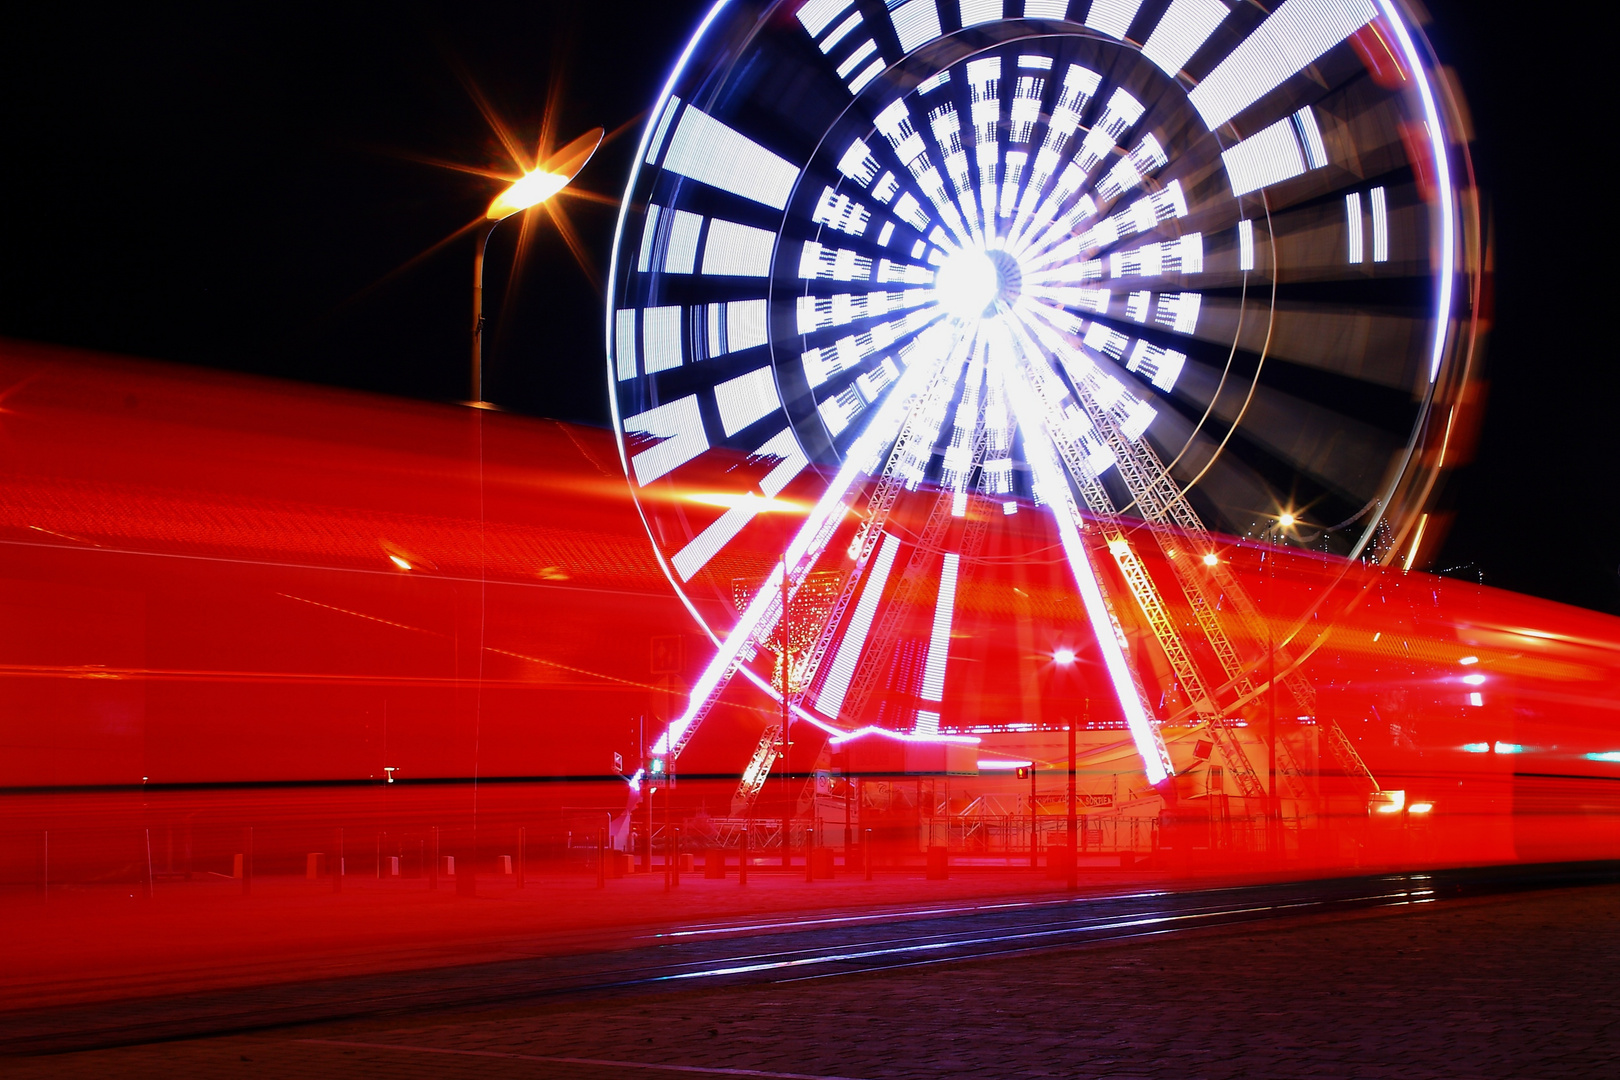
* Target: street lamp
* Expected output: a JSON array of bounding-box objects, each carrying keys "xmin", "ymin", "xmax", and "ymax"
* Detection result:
[{"xmin": 470, "ymin": 127, "xmax": 603, "ymax": 405}]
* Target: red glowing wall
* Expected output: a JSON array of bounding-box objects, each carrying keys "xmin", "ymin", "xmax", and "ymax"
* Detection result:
[{"xmin": 1, "ymin": 339, "xmax": 1617, "ymax": 911}]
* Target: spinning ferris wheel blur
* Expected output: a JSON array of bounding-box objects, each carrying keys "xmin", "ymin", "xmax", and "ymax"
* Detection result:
[{"xmin": 605, "ymin": 0, "xmax": 1481, "ymax": 792}]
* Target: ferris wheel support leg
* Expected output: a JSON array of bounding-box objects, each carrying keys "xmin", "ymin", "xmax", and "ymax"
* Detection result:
[{"xmin": 990, "ymin": 335, "xmax": 1173, "ymax": 786}]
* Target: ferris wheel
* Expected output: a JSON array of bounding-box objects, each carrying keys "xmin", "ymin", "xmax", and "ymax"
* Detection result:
[{"xmin": 606, "ymin": 0, "xmax": 1479, "ymax": 798}]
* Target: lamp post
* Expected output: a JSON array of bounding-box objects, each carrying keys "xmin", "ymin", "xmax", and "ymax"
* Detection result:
[
  {"xmin": 1263, "ymin": 512, "xmax": 1295, "ymax": 861},
  {"xmin": 470, "ymin": 128, "xmax": 603, "ymax": 405},
  {"xmin": 1054, "ymin": 648, "xmax": 1079, "ymax": 891},
  {"xmin": 780, "ymin": 555, "xmax": 793, "ymax": 869}
]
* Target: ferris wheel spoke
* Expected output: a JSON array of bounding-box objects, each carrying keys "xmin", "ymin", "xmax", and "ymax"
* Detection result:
[
  {"xmin": 1010, "ymin": 84, "xmax": 1146, "ymax": 255},
  {"xmin": 802, "ymin": 331, "xmax": 981, "ymax": 717}
]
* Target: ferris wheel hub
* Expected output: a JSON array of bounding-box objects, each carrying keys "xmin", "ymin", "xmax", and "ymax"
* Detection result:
[{"xmin": 935, "ymin": 245, "xmax": 1021, "ymax": 321}]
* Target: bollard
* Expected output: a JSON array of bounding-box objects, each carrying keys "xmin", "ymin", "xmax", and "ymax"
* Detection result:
[{"xmin": 864, "ymin": 828, "xmax": 873, "ymax": 881}]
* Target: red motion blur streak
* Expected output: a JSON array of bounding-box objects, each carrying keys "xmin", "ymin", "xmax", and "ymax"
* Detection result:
[{"xmin": 1, "ymin": 341, "xmax": 1618, "ymax": 1011}]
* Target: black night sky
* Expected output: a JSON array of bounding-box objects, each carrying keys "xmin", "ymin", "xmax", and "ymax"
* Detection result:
[{"xmin": 2, "ymin": 1, "xmax": 1615, "ymax": 615}]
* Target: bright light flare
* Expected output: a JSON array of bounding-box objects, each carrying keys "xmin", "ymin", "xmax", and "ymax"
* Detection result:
[
  {"xmin": 935, "ymin": 247, "xmax": 999, "ymax": 319},
  {"xmin": 685, "ymin": 492, "xmax": 808, "ymax": 514},
  {"xmin": 1371, "ymin": 789, "xmax": 1406, "ymax": 814},
  {"xmin": 1408, "ymin": 801, "xmax": 1434, "ymax": 814},
  {"xmin": 487, "ymin": 171, "xmax": 570, "ymax": 219},
  {"xmin": 487, "ymin": 126, "xmax": 604, "ymax": 220},
  {"xmin": 1053, "ymin": 648, "xmax": 1076, "ymax": 665},
  {"xmin": 388, "ymin": 554, "xmax": 412, "ymax": 571},
  {"xmin": 1202, "ymin": 552, "xmax": 1219, "ymax": 566}
]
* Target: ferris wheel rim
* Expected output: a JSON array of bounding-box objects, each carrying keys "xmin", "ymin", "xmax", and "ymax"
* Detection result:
[{"xmin": 603, "ymin": 0, "xmax": 1481, "ymax": 766}]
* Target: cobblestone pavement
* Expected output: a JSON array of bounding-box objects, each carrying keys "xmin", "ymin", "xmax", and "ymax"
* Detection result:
[{"xmin": 9, "ymin": 884, "xmax": 1619, "ymax": 1079}]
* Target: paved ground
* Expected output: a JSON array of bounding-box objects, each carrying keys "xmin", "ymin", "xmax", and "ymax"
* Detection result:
[
  {"xmin": 8, "ymin": 884, "xmax": 1619, "ymax": 1079},
  {"xmin": 3, "ymin": 867, "xmax": 1166, "ymax": 1011}
]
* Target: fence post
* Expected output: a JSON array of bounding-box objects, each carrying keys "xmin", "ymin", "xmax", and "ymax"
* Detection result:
[
  {"xmin": 805, "ymin": 828, "xmax": 815, "ymax": 883},
  {"xmin": 333, "ymin": 827, "xmax": 343, "ymax": 894},
  {"xmin": 863, "ymin": 827, "xmax": 873, "ymax": 881},
  {"xmin": 517, "ymin": 826, "xmax": 526, "ymax": 889},
  {"xmin": 596, "ymin": 828, "xmax": 607, "ymax": 889},
  {"xmin": 242, "ymin": 826, "xmax": 253, "ymax": 896},
  {"xmin": 739, "ymin": 827, "xmax": 749, "ymax": 886},
  {"xmin": 430, "ymin": 826, "xmax": 439, "ymax": 891},
  {"xmin": 144, "ymin": 829, "xmax": 154, "ymax": 899}
]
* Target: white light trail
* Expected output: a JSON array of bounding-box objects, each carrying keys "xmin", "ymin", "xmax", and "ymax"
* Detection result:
[
  {"xmin": 1142, "ymin": 0, "xmax": 1231, "ymax": 78},
  {"xmin": 637, "ymin": 205, "xmax": 663, "ymax": 272},
  {"xmin": 673, "ymin": 427, "xmax": 809, "ymax": 581},
  {"xmin": 1086, "ymin": 0, "xmax": 1145, "ymax": 40},
  {"xmin": 1346, "ymin": 191, "xmax": 1365, "ymax": 263},
  {"xmin": 642, "ymin": 306, "xmax": 684, "ymax": 372},
  {"xmin": 702, "ymin": 219, "xmax": 776, "ymax": 276},
  {"xmin": 708, "ymin": 298, "xmax": 768, "ymax": 355},
  {"xmin": 664, "ymin": 210, "xmax": 702, "ymax": 273},
  {"xmin": 714, "ymin": 365, "xmax": 783, "ymax": 436},
  {"xmin": 663, "ymin": 106, "xmax": 801, "ymax": 209},
  {"xmin": 1189, "ymin": 0, "xmax": 1378, "ymax": 130},
  {"xmin": 817, "ymin": 532, "xmax": 902, "ymax": 718},
  {"xmin": 1154, "ymin": 291, "xmax": 1202, "ymax": 334},
  {"xmin": 1221, "ymin": 109, "xmax": 1328, "ymax": 195},
  {"xmin": 797, "ymin": 0, "xmax": 855, "ymax": 38},
  {"xmin": 624, "ymin": 395, "xmax": 709, "ymax": 486},
  {"xmin": 889, "ymin": 0, "xmax": 943, "ymax": 53},
  {"xmin": 919, "ymin": 552, "xmax": 960, "ymax": 702},
  {"xmin": 644, "ymin": 96, "xmax": 683, "ymax": 165},
  {"xmin": 615, "ymin": 309, "xmax": 637, "ymax": 381},
  {"xmin": 959, "ymin": 0, "xmax": 1003, "ymax": 26},
  {"xmin": 1371, "ymin": 185, "xmax": 1389, "ymax": 262}
]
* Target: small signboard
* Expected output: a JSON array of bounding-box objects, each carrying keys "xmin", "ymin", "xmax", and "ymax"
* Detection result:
[{"xmin": 650, "ymin": 635, "xmax": 683, "ymax": 674}]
